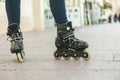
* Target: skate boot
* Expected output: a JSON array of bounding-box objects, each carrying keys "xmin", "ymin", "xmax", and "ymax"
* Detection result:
[
  {"xmin": 54, "ymin": 22, "xmax": 90, "ymax": 60},
  {"xmin": 7, "ymin": 23, "xmax": 25, "ymax": 63}
]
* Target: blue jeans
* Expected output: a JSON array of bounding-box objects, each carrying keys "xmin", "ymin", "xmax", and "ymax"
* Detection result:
[
  {"xmin": 5, "ymin": 0, "xmax": 20, "ymax": 25},
  {"xmin": 5, "ymin": 0, "xmax": 68, "ymax": 25},
  {"xmin": 50, "ymin": 0, "xmax": 67, "ymax": 24}
]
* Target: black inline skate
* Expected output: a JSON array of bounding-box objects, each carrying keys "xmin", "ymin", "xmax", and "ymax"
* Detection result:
[
  {"xmin": 54, "ymin": 22, "xmax": 90, "ymax": 60},
  {"xmin": 7, "ymin": 23, "xmax": 25, "ymax": 63}
]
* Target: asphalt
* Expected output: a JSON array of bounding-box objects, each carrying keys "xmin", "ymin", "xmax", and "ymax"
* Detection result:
[{"xmin": 0, "ymin": 23, "xmax": 120, "ymax": 80}]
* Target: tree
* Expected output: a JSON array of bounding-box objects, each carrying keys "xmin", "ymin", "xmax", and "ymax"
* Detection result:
[{"xmin": 103, "ymin": 0, "xmax": 112, "ymax": 9}]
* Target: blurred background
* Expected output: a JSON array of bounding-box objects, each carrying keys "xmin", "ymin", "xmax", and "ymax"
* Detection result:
[{"xmin": 0, "ymin": 0, "xmax": 119, "ymax": 34}]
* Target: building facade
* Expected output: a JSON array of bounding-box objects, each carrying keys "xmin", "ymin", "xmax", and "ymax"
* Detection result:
[{"xmin": 0, "ymin": 0, "xmax": 105, "ymax": 34}]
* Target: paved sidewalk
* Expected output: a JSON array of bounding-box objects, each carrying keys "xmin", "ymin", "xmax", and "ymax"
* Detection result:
[{"xmin": 0, "ymin": 23, "xmax": 120, "ymax": 80}]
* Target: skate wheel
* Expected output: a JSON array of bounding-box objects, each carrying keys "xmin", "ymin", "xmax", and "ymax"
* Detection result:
[
  {"xmin": 72, "ymin": 53, "xmax": 80, "ymax": 60},
  {"xmin": 16, "ymin": 51, "xmax": 25, "ymax": 63},
  {"xmin": 63, "ymin": 56, "xmax": 71, "ymax": 60},
  {"xmin": 54, "ymin": 51, "xmax": 61, "ymax": 60},
  {"xmin": 63, "ymin": 52, "xmax": 71, "ymax": 60},
  {"xmin": 83, "ymin": 50, "xmax": 91, "ymax": 60}
]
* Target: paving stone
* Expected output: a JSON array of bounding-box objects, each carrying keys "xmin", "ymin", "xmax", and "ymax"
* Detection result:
[{"xmin": 0, "ymin": 23, "xmax": 120, "ymax": 80}]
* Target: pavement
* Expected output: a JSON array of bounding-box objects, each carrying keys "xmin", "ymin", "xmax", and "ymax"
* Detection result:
[{"xmin": 0, "ymin": 23, "xmax": 120, "ymax": 80}]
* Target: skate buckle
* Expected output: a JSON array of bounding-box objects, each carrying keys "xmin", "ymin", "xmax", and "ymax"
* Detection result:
[{"xmin": 67, "ymin": 27, "xmax": 70, "ymax": 30}]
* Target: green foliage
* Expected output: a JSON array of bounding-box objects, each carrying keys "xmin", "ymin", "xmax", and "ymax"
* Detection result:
[{"xmin": 103, "ymin": 0, "xmax": 112, "ymax": 9}]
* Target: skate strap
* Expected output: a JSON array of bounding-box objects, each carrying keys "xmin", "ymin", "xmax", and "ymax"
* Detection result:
[
  {"xmin": 62, "ymin": 31, "xmax": 74, "ymax": 39},
  {"xmin": 7, "ymin": 37, "xmax": 22, "ymax": 41},
  {"xmin": 7, "ymin": 33, "xmax": 23, "ymax": 41},
  {"xmin": 7, "ymin": 37, "xmax": 12, "ymax": 41}
]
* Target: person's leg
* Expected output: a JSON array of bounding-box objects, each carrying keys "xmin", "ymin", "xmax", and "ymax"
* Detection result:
[
  {"xmin": 5, "ymin": 0, "xmax": 20, "ymax": 25},
  {"xmin": 50, "ymin": 0, "xmax": 67, "ymax": 24},
  {"xmin": 50, "ymin": 0, "xmax": 89, "ymax": 60},
  {"xmin": 5, "ymin": 0, "xmax": 25, "ymax": 63}
]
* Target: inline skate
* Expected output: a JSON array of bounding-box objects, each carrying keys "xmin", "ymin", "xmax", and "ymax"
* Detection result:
[
  {"xmin": 7, "ymin": 23, "xmax": 25, "ymax": 63},
  {"xmin": 54, "ymin": 22, "xmax": 90, "ymax": 60}
]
